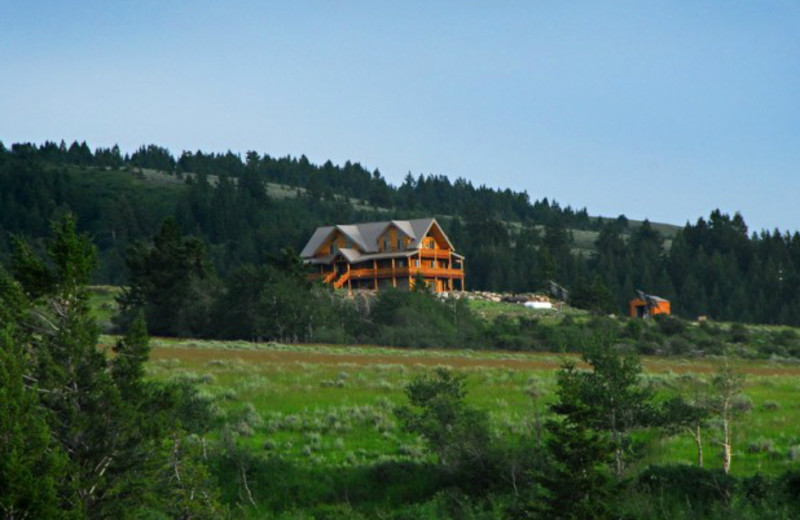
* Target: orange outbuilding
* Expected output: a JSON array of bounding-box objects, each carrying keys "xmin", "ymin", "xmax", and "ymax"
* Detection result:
[{"xmin": 630, "ymin": 294, "xmax": 671, "ymax": 318}]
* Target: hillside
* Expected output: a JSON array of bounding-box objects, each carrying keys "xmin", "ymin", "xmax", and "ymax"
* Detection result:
[
  {"xmin": 2, "ymin": 140, "xmax": 800, "ymax": 326},
  {"xmin": 139, "ymin": 166, "xmax": 681, "ymax": 255}
]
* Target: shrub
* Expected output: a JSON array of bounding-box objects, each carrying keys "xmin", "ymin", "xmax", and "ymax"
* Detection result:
[
  {"xmin": 656, "ymin": 315, "xmax": 687, "ymax": 336},
  {"xmin": 747, "ymin": 437, "xmax": 775, "ymax": 454},
  {"xmin": 729, "ymin": 323, "xmax": 750, "ymax": 343},
  {"xmin": 235, "ymin": 420, "xmax": 255, "ymax": 437},
  {"xmin": 787, "ymin": 445, "xmax": 800, "ymax": 461},
  {"xmin": 731, "ymin": 394, "xmax": 753, "ymax": 413},
  {"xmin": 623, "ymin": 318, "xmax": 644, "ymax": 339},
  {"xmin": 772, "ymin": 328, "xmax": 799, "ymax": 346},
  {"xmin": 668, "ymin": 336, "xmax": 692, "ymax": 355},
  {"xmin": 637, "ymin": 465, "xmax": 737, "ymax": 513}
]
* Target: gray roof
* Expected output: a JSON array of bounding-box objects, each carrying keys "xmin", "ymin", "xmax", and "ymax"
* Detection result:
[
  {"xmin": 300, "ymin": 217, "xmax": 455, "ymax": 261},
  {"xmin": 308, "ymin": 249, "xmax": 418, "ymax": 265}
]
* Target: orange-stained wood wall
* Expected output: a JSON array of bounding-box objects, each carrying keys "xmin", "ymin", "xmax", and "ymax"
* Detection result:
[{"xmin": 629, "ymin": 298, "xmax": 671, "ymax": 318}]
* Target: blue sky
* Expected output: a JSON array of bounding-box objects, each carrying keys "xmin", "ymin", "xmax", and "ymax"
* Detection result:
[{"xmin": 2, "ymin": 1, "xmax": 799, "ymax": 232}]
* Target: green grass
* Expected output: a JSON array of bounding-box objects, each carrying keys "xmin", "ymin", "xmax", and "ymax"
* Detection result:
[
  {"xmin": 87, "ymin": 285, "xmax": 122, "ymax": 331},
  {"xmin": 141, "ymin": 338, "xmax": 800, "ymax": 477}
]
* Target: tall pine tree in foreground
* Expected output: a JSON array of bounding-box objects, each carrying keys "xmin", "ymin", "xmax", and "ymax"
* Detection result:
[{"xmin": 2, "ymin": 214, "xmax": 224, "ymax": 519}]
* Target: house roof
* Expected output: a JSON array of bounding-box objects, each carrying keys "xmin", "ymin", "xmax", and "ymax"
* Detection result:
[
  {"xmin": 307, "ymin": 249, "xmax": 418, "ymax": 265},
  {"xmin": 300, "ymin": 217, "xmax": 455, "ymax": 260},
  {"xmin": 632, "ymin": 295, "xmax": 669, "ymax": 303}
]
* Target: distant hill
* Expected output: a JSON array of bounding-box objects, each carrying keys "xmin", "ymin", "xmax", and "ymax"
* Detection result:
[{"xmin": 2, "ymin": 140, "xmax": 799, "ymax": 326}]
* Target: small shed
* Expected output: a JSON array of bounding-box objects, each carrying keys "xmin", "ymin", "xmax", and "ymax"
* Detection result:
[{"xmin": 630, "ymin": 293, "xmax": 671, "ymax": 318}]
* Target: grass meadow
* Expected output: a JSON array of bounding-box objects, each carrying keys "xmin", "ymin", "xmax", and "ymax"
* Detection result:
[{"xmin": 128, "ymin": 337, "xmax": 800, "ymax": 477}]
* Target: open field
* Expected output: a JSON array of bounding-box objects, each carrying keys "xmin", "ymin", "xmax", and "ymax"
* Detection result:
[{"xmin": 135, "ymin": 337, "xmax": 800, "ymax": 476}]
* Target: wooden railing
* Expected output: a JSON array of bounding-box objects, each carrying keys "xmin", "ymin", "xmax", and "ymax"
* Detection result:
[
  {"xmin": 309, "ymin": 271, "xmax": 339, "ymax": 283},
  {"xmin": 332, "ymin": 271, "xmax": 351, "ymax": 289},
  {"xmin": 346, "ymin": 266, "xmax": 464, "ymax": 280},
  {"xmin": 419, "ymin": 249, "xmax": 452, "ymax": 260}
]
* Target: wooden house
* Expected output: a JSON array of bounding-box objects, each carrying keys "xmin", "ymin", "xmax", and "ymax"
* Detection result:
[
  {"xmin": 630, "ymin": 293, "xmax": 671, "ymax": 318},
  {"xmin": 300, "ymin": 218, "xmax": 465, "ymax": 293}
]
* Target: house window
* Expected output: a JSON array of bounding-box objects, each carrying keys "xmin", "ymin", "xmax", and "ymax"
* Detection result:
[
  {"xmin": 396, "ymin": 238, "xmax": 403, "ymax": 250},
  {"xmin": 431, "ymin": 260, "xmax": 435, "ymax": 268},
  {"xmin": 415, "ymin": 259, "xmax": 420, "ymax": 267},
  {"xmin": 397, "ymin": 259, "xmax": 405, "ymax": 267},
  {"xmin": 426, "ymin": 239, "xmax": 434, "ymax": 249},
  {"xmin": 383, "ymin": 239, "xmax": 390, "ymax": 251}
]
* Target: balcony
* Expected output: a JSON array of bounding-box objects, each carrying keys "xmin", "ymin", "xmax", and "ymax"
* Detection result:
[
  {"xmin": 346, "ymin": 266, "xmax": 464, "ymax": 280},
  {"xmin": 418, "ymin": 248, "xmax": 453, "ymax": 260}
]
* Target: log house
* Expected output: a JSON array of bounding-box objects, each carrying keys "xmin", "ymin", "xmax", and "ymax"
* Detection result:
[{"xmin": 300, "ymin": 218, "xmax": 465, "ymax": 293}]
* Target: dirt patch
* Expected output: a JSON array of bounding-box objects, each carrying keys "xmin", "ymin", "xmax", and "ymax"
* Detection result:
[
  {"xmin": 149, "ymin": 344, "xmax": 800, "ymax": 376},
  {"xmin": 149, "ymin": 346, "xmax": 566, "ymax": 371}
]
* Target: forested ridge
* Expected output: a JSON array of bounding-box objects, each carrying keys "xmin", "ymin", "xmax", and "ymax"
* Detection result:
[{"xmin": 2, "ymin": 140, "xmax": 800, "ymax": 326}]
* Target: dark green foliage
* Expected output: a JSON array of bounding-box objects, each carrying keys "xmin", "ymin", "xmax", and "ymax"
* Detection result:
[
  {"xmin": 370, "ymin": 290, "xmax": 479, "ymax": 348},
  {"xmin": 537, "ymin": 408, "xmax": 615, "ymax": 520},
  {"xmin": 0, "ymin": 267, "xmax": 73, "ymax": 519},
  {"xmin": 654, "ymin": 314, "xmax": 687, "ymax": 336},
  {"xmin": 728, "ymin": 322, "xmax": 750, "ymax": 343},
  {"xmin": 636, "ymin": 465, "xmax": 737, "ymax": 515},
  {"xmin": 211, "ymin": 259, "xmax": 336, "ymax": 342},
  {"xmin": 130, "ymin": 144, "xmax": 176, "ymax": 172},
  {"xmin": 5, "ymin": 140, "xmax": 800, "ymax": 328},
  {"xmin": 396, "ymin": 369, "xmax": 498, "ymax": 493},
  {"xmin": 522, "ymin": 360, "xmax": 616, "ymax": 520},
  {"xmin": 1, "ymin": 215, "xmax": 224, "ymax": 518},
  {"xmin": 117, "ymin": 218, "xmax": 217, "ymax": 336},
  {"xmin": 547, "ymin": 341, "xmax": 656, "ymax": 483},
  {"xmin": 570, "ymin": 276, "xmax": 616, "ymax": 314}
]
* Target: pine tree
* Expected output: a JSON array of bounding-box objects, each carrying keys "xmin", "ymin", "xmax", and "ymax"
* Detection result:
[
  {"xmin": 0, "ymin": 268, "xmax": 72, "ymax": 519},
  {"xmin": 5, "ymin": 214, "xmax": 223, "ymax": 518}
]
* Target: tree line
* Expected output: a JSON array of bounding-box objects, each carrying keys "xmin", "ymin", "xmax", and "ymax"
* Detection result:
[{"xmin": 2, "ymin": 140, "xmax": 800, "ymax": 326}]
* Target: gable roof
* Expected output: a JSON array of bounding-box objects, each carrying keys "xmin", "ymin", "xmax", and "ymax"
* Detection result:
[{"xmin": 300, "ymin": 217, "xmax": 453, "ymax": 259}]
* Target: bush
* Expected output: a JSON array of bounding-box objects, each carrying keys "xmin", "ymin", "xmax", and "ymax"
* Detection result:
[
  {"xmin": 637, "ymin": 465, "xmax": 737, "ymax": 513},
  {"xmin": 787, "ymin": 445, "xmax": 800, "ymax": 461},
  {"xmin": 747, "ymin": 437, "xmax": 775, "ymax": 454},
  {"xmin": 655, "ymin": 315, "xmax": 687, "ymax": 336},
  {"xmin": 667, "ymin": 336, "xmax": 692, "ymax": 355},
  {"xmin": 729, "ymin": 323, "xmax": 750, "ymax": 344},
  {"xmin": 731, "ymin": 394, "xmax": 753, "ymax": 413},
  {"xmin": 623, "ymin": 318, "xmax": 644, "ymax": 339}
]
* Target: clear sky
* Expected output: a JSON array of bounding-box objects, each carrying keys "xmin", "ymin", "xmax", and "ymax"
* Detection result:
[{"xmin": 2, "ymin": 1, "xmax": 799, "ymax": 232}]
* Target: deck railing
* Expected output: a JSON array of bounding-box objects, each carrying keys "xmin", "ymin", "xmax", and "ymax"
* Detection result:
[{"xmin": 346, "ymin": 266, "xmax": 464, "ymax": 280}]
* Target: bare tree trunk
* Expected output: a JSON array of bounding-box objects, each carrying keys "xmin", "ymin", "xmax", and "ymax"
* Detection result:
[
  {"xmin": 615, "ymin": 445, "xmax": 623, "ymax": 479},
  {"xmin": 688, "ymin": 424, "xmax": 703, "ymax": 468},
  {"xmin": 611, "ymin": 410, "xmax": 624, "ymax": 480},
  {"xmin": 696, "ymin": 425, "xmax": 703, "ymax": 468},
  {"xmin": 722, "ymin": 411, "xmax": 732, "ymax": 474}
]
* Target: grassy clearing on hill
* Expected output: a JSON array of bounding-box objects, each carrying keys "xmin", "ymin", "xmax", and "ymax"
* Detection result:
[{"xmin": 132, "ymin": 337, "xmax": 800, "ymax": 477}]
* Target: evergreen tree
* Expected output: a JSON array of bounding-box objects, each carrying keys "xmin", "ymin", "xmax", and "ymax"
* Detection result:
[
  {"xmin": 118, "ymin": 218, "xmax": 217, "ymax": 336},
  {"xmin": 0, "ymin": 268, "xmax": 72, "ymax": 519},
  {"xmin": 5, "ymin": 215, "xmax": 223, "ymax": 518},
  {"xmin": 532, "ymin": 360, "xmax": 614, "ymax": 520}
]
